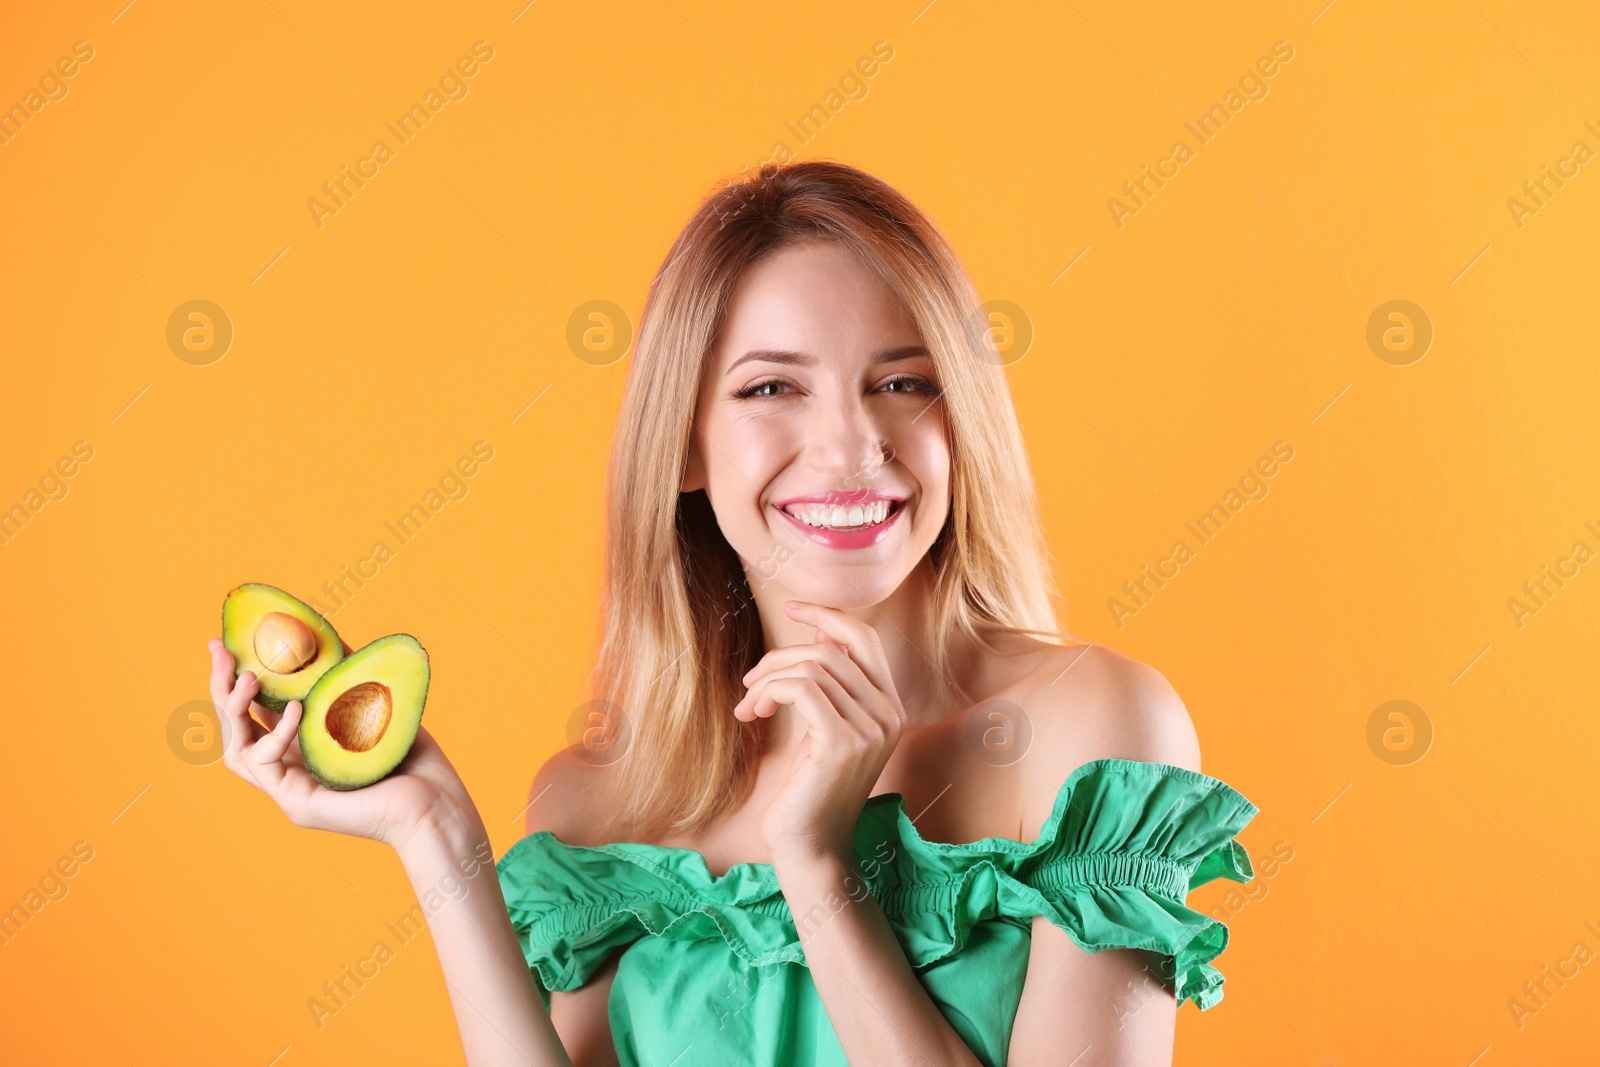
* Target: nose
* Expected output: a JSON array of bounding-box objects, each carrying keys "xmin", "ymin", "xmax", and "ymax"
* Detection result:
[{"xmin": 804, "ymin": 390, "xmax": 890, "ymax": 484}]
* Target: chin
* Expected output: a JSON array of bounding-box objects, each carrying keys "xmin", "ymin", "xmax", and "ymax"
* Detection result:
[{"xmin": 783, "ymin": 567, "xmax": 906, "ymax": 610}]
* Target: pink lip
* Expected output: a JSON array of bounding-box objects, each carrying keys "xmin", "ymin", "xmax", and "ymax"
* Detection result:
[
  {"xmin": 772, "ymin": 488, "xmax": 906, "ymax": 508},
  {"xmin": 774, "ymin": 497, "xmax": 906, "ymax": 550}
]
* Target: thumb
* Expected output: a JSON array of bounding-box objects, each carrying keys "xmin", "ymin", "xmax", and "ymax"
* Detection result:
[{"xmin": 256, "ymin": 700, "xmax": 303, "ymax": 764}]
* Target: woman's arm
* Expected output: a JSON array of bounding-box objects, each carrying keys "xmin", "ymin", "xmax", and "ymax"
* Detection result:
[
  {"xmin": 1005, "ymin": 648, "xmax": 1203, "ymax": 1066},
  {"xmin": 774, "ymin": 848, "xmax": 983, "ymax": 1065},
  {"xmin": 208, "ymin": 640, "xmax": 572, "ymax": 1066},
  {"xmin": 393, "ymin": 806, "xmax": 574, "ymax": 1067},
  {"xmin": 521, "ymin": 749, "xmax": 624, "ymax": 1066},
  {"xmin": 737, "ymin": 601, "xmax": 982, "ymax": 1065}
]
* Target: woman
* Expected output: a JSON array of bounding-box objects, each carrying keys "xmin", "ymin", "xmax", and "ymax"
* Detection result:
[{"xmin": 208, "ymin": 160, "xmax": 1259, "ymax": 1066}]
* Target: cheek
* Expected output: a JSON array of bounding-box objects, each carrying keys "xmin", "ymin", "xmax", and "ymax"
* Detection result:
[
  {"xmin": 708, "ymin": 413, "xmax": 797, "ymax": 510},
  {"xmin": 883, "ymin": 434, "xmax": 949, "ymax": 552},
  {"xmin": 898, "ymin": 424, "xmax": 951, "ymax": 510}
]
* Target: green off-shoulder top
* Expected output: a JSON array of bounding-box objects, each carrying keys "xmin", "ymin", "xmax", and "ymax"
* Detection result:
[{"xmin": 496, "ymin": 758, "xmax": 1260, "ymax": 1066}]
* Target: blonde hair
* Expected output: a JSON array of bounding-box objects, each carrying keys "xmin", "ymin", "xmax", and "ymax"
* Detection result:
[{"xmin": 586, "ymin": 159, "xmax": 1064, "ymax": 841}]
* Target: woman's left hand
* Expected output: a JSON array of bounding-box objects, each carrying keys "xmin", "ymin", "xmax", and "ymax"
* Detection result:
[{"xmin": 735, "ymin": 600, "xmax": 908, "ymax": 867}]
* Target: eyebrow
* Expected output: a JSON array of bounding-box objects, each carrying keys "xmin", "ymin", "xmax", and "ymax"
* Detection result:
[{"xmin": 724, "ymin": 344, "xmax": 930, "ymax": 376}]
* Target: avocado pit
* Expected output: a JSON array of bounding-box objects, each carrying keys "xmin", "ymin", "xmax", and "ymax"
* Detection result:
[
  {"xmin": 326, "ymin": 682, "xmax": 393, "ymax": 753},
  {"xmin": 296, "ymin": 633, "xmax": 428, "ymax": 790},
  {"xmin": 254, "ymin": 611, "xmax": 319, "ymax": 674}
]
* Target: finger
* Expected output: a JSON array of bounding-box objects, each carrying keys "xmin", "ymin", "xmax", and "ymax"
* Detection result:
[
  {"xmin": 807, "ymin": 632, "xmax": 902, "ymax": 732},
  {"xmin": 251, "ymin": 700, "xmax": 283, "ymax": 734},
  {"xmin": 744, "ymin": 675, "xmax": 875, "ymax": 757},
  {"xmin": 741, "ymin": 665, "xmax": 864, "ymax": 735},
  {"xmin": 782, "ymin": 601, "xmax": 893, "ymax": 694},
  {"xmin": 742, "ymin": 641, "xmax": 874, "ymax": 704},
  {"xmin": 238, "ymin": 706, "xmax": 297, "ymax": 794},
  {"xmin": 253, "ymin": 700, "xmax": 302, "ymax": 766},
  {"xmin": 738, "ymin": 663, "xmax": 826, "ymax": 721},
  {"xmin": 742, "ymin": 635, "xmax": 902, "ymax": 736},
  {"xmin": 212, "ymin": 645, "xmax": 269, "ymax": 743},
  {"xmin": 282, "ymin": 729, "xmax": 306, "ymax": 769},
  {"xmin": 739, "ymin": 659, "xmax": 830, "ymax": 719},
  {"xmin": 209, "ymin": 641, "xmax": 237, "ymax": 709},
  {"xmin": 220, "ymin": 671, "xmax": 260, "ymax": 762}
]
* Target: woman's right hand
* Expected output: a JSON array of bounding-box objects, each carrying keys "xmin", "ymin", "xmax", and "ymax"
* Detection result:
[{"xmin": 208, "ymin": 638, "xmax": 479, "ymax": 850}]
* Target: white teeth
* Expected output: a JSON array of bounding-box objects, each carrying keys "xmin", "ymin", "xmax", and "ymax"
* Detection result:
[{"xmin": 784, "ymin": 500, "xmax": 892, "ymax": 529}]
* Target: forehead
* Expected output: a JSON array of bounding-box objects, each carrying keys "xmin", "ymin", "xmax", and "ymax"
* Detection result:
[{"xmin": 711, "ymin": 241, "xmax": 922, "ymax": 370}]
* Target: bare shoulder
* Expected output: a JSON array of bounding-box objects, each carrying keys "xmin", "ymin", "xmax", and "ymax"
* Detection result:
[
  {"xmin": 1022, "ymin": 641, "xmax": 1201, "ymax": 770},
  {"xmin": 522, "ymin": 746, "xmax": 611, "ymax": 843},
  {"xmin": 1010, "ymin": 643, "xmax": 1202, "ymax": 838}
]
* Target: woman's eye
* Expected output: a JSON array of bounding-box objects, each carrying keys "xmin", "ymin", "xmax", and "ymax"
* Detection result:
[
  {"xmin": 882, "ymin": 376, "xmax": 940, "ymax": 396},
  {"xmin": 733, "ymin": 380, "xmax": 792, "ymax": 399},
  {"xmin": 732, "ymin": 376, "xmax": 940, "ymax": 400}
]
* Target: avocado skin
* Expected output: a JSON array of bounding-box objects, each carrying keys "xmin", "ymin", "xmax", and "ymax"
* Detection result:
[
  {"xmin": 299, "ymin": 633, "xmax": 430, "ymax": 791},
  {"xmin": 221, "ymin": 583, "xmax": 343, "ymax": 712}
]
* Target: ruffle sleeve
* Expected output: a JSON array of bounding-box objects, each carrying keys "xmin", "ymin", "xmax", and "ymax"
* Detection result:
[
  {"xmin": 495, "ymin": 757, "xmax": 1259, "ymax": 1011},
  {"xmin": 859, "ymin": 758, "xmax": 1260, "ymax": 1010},
  {"xmin": 496, "ymin": 833, "xmax": 809, "ymax": 1008}
]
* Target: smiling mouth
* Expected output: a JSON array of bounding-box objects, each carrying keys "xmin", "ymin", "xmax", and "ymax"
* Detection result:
[{"xmin": 779, "ymin": 499, "xmax": 902, "ymax": 532}]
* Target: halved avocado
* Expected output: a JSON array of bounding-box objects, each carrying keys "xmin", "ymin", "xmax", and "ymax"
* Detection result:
[
  {"xmin": 299, "ymin": 634, "xmax": 429, "ymax": 790},
  {"xmin": 222, "ymin": 583, "xmax": 344, "ymax": 712}
]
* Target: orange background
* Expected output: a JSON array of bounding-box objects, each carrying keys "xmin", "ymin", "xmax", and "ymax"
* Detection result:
[{"xmin": 3, "ymin": 1, "xmax": 1598, "ymax": 1063}]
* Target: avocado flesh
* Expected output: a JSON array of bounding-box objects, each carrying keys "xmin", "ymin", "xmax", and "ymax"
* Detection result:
[
  {"xmin": 300, "ymin": 634, "xmax": 429, "ymax": 790},
  {"xmin": 222, "ymin": 584, "xmax": 344, "ymax": 711}
]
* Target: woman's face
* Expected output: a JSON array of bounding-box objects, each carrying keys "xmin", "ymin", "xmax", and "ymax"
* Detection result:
[{"xmin": 684, "ymin": 240, "xmax": 950, "ymax": 609}]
